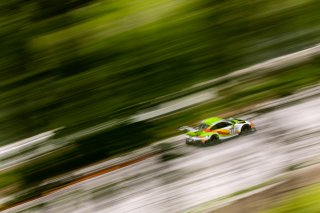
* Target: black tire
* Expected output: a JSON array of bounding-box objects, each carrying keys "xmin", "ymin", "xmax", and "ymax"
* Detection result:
[
  {"xmin": 204, "ymin": 135, "xmax": 218, "ymax": 146},
  {"xmin": 185, "ymin": 140, "xmax": 192, "ymax": 145},
  {"xmin": 240, "ymin": 125, "xmax": 251, "ymax": 135}
]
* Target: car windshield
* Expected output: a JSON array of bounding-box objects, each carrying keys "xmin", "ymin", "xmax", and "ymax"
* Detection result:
[{"xmin": 197, "ymin": 122, "xmax": 209, "ymax": 130}]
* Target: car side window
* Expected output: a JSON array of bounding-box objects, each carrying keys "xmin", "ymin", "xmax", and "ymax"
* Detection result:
[
  {"xmin": 210, "ymin": 125, "xmax": 217, "ymax": 130},
  {"xmin": 226, "ymin": 122, "xmax": 233, "ymax": 126},
  {"xmin": 210, "ymin": 122, "xmax": 232, "ymax": 130},
  {"xmin": 216, "ymin": 122, "xmax": 232, "ymax": 129},
  {"xmin": 217, "ymin": 122, "xmax": 225, "ymax": 129}
]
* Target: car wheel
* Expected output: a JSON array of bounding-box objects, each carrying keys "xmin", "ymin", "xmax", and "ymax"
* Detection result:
[
  {"xmin": 185, "ymin": 140, "xmax": 192, "ymax": 145},
  {"xmin": 205, "ymin": 135, "xmax": 218, "ymax": 146},
  {"xmin": 240, "ymin": 125, "xmax": 251, "ymax": 135}
]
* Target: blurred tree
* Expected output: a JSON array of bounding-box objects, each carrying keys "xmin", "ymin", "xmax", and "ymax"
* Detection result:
[
  {"xmin": 0, "ymin": 0, "xmax": 319, "ymax": 145},
  {"xmin": 31, "ymin": 0, "xmax": 95, "ymax": 20}
]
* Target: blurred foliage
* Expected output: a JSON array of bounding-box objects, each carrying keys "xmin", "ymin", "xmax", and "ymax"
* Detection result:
[
  {"xmin": 0, "ymin": 0, "xmax": 320, "ymax": 145},
  {"xmin": 14, "ymin": 121, "xmax": 154, "ymax": 185}
]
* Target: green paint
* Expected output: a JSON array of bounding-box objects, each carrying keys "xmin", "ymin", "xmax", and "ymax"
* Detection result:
[{"xmin": 202, "ymin": 117, "xmax": 223, "ymax": 125}]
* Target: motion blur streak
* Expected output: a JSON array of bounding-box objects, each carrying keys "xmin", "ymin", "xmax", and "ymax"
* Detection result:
[
  {"xmin": 3, "ymin": 93, "xmax": 320, "ymax": 213},
  {"xmin": 1, "ymin": 0, "xmax": 320, "ymax": 212}
]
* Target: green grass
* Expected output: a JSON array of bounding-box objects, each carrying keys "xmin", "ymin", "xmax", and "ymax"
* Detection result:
[{"xmin": 262, "ymin": 183, "xmax": 320, "ymax": 213}]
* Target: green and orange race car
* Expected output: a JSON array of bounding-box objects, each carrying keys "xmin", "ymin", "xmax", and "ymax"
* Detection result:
[{"xmin": 179, "ymin": 117, "xmax": 255, "ymax": 146}]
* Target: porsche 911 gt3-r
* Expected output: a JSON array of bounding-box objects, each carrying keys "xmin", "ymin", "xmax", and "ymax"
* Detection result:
[{"xmin": 179, "ymin": 117, "xmax": 255, "ymax": 146}]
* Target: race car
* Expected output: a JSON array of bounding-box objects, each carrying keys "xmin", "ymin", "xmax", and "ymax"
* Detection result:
[{"xmin": 179, "ymin": 117, "xmax": 255, "ymax": 146}]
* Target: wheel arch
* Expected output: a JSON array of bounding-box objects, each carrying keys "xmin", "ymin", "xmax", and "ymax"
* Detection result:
[{"xmin": 210, "ymin": 133, "xmax": 220, "ymax": 140}]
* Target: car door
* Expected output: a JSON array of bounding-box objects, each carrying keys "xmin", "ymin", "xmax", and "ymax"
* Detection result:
[{"xmin": 212, "ymin": 122, "xmax": 234, "ymax": 136}]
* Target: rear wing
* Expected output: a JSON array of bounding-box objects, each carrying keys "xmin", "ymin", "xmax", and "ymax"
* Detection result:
[{"xmin": 178, "ymin": 126, "xmax": 197, "ymax": 132}]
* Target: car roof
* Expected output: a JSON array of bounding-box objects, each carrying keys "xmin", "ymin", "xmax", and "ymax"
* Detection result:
[{"xmin": 202, "ymin": 117, "xmax": 223, "ymax": 125}]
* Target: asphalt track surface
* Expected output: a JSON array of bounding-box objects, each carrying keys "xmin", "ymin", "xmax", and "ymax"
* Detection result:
[{"xmin": 4, "ymin": 93, "xmax": 320, "ymax": 213}]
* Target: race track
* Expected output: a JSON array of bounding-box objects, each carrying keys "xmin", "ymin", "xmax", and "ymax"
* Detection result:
[{"xmin": 4, "ymin": 94, "xmax": 320, "ymax": 213}]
